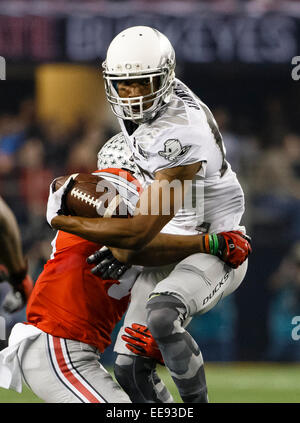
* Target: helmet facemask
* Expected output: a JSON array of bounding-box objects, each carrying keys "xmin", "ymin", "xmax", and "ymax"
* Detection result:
[{"xmin": 103, "ymin": 64, "xmax": 175, "ymax": 123}]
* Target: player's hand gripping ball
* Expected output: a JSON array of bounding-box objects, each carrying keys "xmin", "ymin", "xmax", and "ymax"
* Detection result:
[
  {"xmin": 51, "ymin": 169, "xmax": 141, "ymax": 278},
  {"xmin": 47, "ymin": 171, "xmax": 136, "ymax": 227}
]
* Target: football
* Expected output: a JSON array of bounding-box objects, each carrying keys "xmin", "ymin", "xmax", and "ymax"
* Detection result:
[{"xmin": 53, "ymin": 172, "xmax": 134, "ymax": 218}]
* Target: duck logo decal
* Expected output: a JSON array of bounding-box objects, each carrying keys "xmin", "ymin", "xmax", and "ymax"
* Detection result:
[{"xmin": 158, "ymin": 139, "xmax": 191, "ymax": 161}]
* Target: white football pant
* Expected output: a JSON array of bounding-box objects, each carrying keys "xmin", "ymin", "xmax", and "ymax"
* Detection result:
[
  {"xmin": 18, "ymin": 332, "xmax": 131, "ymax": 403},
  {"xmin": 114, "ymin": 253, "xmax": 248, "ymax": 354}
]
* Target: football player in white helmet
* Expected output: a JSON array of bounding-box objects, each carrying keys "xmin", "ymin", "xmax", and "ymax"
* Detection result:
[
  {"xmin": 46, "ymin": 26, "xmax": 251, "ymax": 403},
  {"xmin": 103, "ymin": 26, "xmax": 175, "ymax": 123}
]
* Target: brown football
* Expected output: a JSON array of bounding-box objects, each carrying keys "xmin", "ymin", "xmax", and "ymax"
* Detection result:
[{"xmin": 53, "ymin": 173, "xmax": 132, "ymax": 218}]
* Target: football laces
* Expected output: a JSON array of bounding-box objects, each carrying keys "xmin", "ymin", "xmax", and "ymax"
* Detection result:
[{"xmin": 71, "ymin": 188, "xmax": 102, "ymax": 209}]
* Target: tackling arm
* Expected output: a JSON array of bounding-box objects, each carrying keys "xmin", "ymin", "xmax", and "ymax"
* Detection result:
[
  {"xmin": 88, "ymin": 231, "xmax": 252, "ymax": 274},
  {"xmin": 110, "ymin": 232, "xmax": 204, "ymax": 266},
  {"xmin": 50, "ymin": 162, "xmax": 202, "ymax": 250}
]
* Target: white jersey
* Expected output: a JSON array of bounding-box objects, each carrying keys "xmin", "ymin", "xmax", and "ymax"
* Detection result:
[{"xmin": 115, "ymin": 78, "xmax": 245, "ymax": 235}]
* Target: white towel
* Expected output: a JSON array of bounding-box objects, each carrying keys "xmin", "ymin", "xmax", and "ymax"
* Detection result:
[{"xmin": 0, "ymin": 323, "xmax": 42, "ymax": 393}]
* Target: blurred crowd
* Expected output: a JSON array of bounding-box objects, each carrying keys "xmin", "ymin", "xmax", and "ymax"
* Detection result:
[
  {"xmin": 0, "ymin": 99, "xmax": 115, "ymax": 280},
  {"xmin": 1, "ymin": 93, "xmax": 300, "ymax": 363}
]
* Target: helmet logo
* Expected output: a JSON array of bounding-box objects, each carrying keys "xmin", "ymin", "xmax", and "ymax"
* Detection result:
[
  {"xmin": 114, "ymin": 63, "xmax": 143, "ymax": 72},
  {"xmin": 158, "ymin": 139, "xmax": 191, "ymax": 161}
]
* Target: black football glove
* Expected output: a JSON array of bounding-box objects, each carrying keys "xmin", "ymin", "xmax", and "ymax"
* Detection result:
[{"xmin": 87, "ymin": 246, "xmax": 131, "ymax": 279}]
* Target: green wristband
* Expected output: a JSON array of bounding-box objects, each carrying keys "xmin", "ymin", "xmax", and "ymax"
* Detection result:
[
  {"xmin": 209, "ymin": 234, "xmax": 219, "ymax": 255},
  {"xmin": 208, "ymin": 235, "xmax": 214, "ymax": 253},
  {"xmin": 212, "ymin": 234, "xmax": 219, "ymax": 255}
]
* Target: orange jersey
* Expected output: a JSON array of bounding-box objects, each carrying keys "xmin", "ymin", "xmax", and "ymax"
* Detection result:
[{"xmin": 26, "ymin": 231, "xmax": 138, "ymax": 352}]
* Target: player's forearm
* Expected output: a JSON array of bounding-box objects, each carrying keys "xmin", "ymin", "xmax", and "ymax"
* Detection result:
[
  {"xmin": 51, "ymin": 214, "xmax": 154, "ymax": 250},
  {"xmin": 110, "ymin": 233, "xmax": 206, "ymax": 266},
  {"xmin": 0, "ymin": 198, "xmax": 26, "ymax": 274}
]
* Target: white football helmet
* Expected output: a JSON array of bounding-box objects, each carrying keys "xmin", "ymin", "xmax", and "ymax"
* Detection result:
[{"xmin": 102, "ymin": 26, "xmax": 176, "ymax": 123}]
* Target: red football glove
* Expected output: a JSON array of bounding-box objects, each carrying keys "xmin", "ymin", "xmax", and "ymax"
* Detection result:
[
  {"xmin": 203, "ymin": 231, "xmax": 252, "ymax": 269},
  {"xmin": 2, "ymin": 268, "xmax": 34, "ymax": 314},
  {"xmin": 122, "ymin": 323, "xmax": 164, "ymax": 365},
  {"xmin": 217, "ymin": 231, "xmax": 252, "ymax": 269}
]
